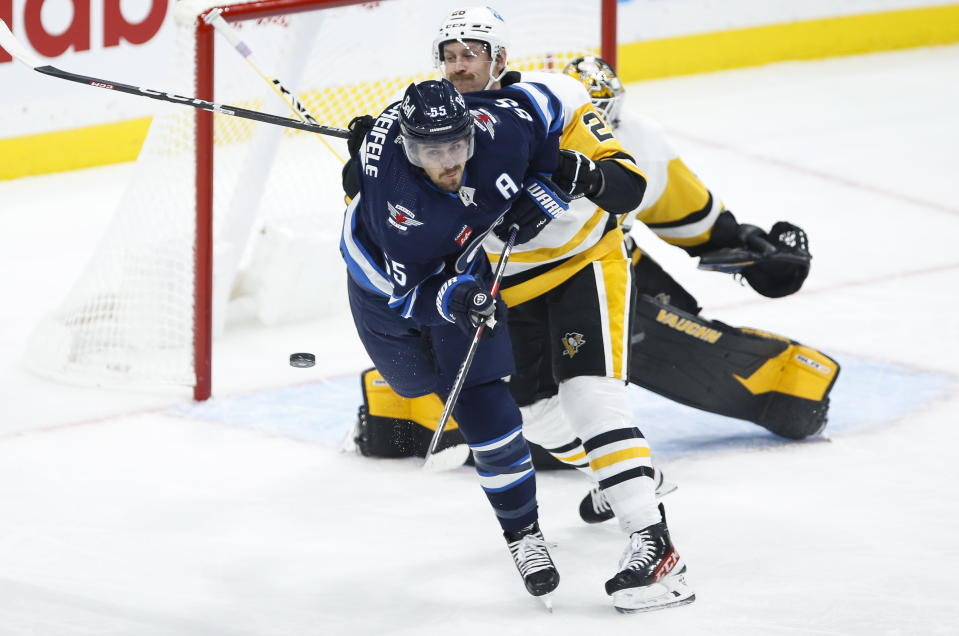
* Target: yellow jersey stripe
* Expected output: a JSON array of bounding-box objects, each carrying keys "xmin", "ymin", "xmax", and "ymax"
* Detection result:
[
  {"xmin": 598, "ymin": 254, "xmax": 630, "ymax": 378},
  {"xmin": 590, "ymin": 446, "xmax": 652, "ymax": 471},
  {"xmin": 490, "ymin": 207, "xmax": 607, "ymax": 264},
  {"xmin": 500, "ymin": 228, "xmax": 624, "ymax": 306},
  {"xmin": 556, "ymin": 450, "xmax": 588, "ymax": 464}
]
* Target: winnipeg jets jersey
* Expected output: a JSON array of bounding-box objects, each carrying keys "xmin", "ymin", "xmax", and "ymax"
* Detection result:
[
  {"xmin": 482, "ymin": 72, "xmax": 646, "ymax": 307},
  {"xmin": 616, "ymin": 109, "xmax": 725, "ymax": 250},
  {"xmin": 340, "ymin": 82, "xmax": 564, "ymax": 326}
]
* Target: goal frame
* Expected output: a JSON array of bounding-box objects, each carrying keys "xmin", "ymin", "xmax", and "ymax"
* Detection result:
[{"xmin": 188, "ymin": 0, "xmax": 618, "ymax": 400}]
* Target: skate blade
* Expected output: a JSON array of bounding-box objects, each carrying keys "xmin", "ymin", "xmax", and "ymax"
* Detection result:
[
  {"xmin": 613, "ymin": 572, "xmax": 695, "ymax": 614},
  {"xmin": 656, "ymin": 478, "xmax": 678, "ymax": 499},
  {"xmin": 615, "ymin": 593, "xmax": 695, "ymax": 614},
  {"xmin": 422, "ymin": 444, "xmax": 470, "ymax": 472},
  {"xmin": 538, "ymin": 593, "xmax": 554, "ymax": 612}
]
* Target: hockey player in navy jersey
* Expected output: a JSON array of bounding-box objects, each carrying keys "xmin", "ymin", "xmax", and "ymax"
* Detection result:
[{"xmin": 340, "ymin": 77, "xmax": 570, "ymax": 605}]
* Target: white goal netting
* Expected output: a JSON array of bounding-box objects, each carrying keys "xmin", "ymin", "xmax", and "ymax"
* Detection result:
[{"xmin": 23, "ymin": 0, "xmax": 606, "ymax": 393}]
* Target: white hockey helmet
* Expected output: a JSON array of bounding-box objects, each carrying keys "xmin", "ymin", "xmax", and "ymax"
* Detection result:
[
  {"xmin": 563, "ymin": 56, "xmax": 625, "ymax": 127},
  {"xmin": 432, "ymin": 6, "xmax": 510, "ymax": 89}
]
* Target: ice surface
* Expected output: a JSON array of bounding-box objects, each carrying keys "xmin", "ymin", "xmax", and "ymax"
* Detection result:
[{"xmin": 2, "ymin": 45, "xmax": 958, "ymax": 635}]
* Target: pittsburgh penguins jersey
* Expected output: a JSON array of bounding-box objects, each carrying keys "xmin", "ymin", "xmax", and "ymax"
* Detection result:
[
  {"xmin": 616, "ymin": 109, "xmax": 725, "ymax": 250},
  {"xmin": 340, "ymin": 82, "xmax": 564, "ymax": 326},
  {"xmin": 483, "ymin": 71, "xmax": 646, "ymax": 307}
]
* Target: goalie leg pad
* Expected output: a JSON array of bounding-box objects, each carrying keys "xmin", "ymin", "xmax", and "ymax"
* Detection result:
[
  {"xmin": 354, "ymin": 368, "xmax": 466, "ymax": 458},
  {"xmin": 629, "ymin": 295, "xmax": 840, "ymax": 439},
  {"xmin": 630, "ymin": 247, "xmax": 701, "ymax": 315}
]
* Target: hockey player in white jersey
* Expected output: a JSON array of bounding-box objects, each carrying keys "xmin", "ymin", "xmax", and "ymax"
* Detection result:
[{"xmin": 431, "ymin": 6, "xmax": 695, "ymax": 614}]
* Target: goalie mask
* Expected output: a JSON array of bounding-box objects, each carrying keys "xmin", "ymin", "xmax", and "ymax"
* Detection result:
[
  {"xmin": 433, "ymin": 6, "xmax": 510, "ymax": 89},
  {"xmin": 399, "ymin": 79, "xmax": 475, "ymax": 170},
  {"xmin": 563, "ymin": 56, "xmax": 625, "ymax": 127}
]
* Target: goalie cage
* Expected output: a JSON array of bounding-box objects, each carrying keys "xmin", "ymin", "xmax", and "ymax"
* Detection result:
[{"xmin": 22, "ymin": 0, "xmax": 618, "ymax": 399}]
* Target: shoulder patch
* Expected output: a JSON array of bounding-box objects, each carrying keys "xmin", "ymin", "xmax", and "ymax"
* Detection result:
[{"xmin": 387, "ymin": 202, "xmax": 424, "ymax": 232}]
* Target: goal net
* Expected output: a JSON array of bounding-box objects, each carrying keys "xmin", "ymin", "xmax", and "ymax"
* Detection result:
[{"xmin": 23, "ymin": 0, "xmax": 614, "ymax": 399}]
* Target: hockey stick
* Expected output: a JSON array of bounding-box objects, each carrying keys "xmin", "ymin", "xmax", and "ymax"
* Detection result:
[
  {"xmin": 423, "ymin": 225, "xmax": 520, "ymax": 473},
  {"xmin": 0, "ymin": 19, "xmax": 348, "ymax": 139},
  {"xmin": 204, "ymin": 9, "xmax": 346, "ymax": 162}
]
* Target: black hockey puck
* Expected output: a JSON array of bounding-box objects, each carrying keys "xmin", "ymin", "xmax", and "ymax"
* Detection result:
[{"xmin": 289, "ymin": 352, "xmax": 315, "ymax": 368}]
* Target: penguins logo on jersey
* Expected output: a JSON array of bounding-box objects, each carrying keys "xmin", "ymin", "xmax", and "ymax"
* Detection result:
[
  {"xmin": 387, "ymin": 202, "xmax": 424, "ymax": 232},
  {"xmin": 561, "ymin": 332, "xmax": 586, "ymax": 357}
]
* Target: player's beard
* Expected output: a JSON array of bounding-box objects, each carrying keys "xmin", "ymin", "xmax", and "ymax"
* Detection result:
[{"xmin": 434, "ymin": 165, "xmax": 465, "ymax": 192}]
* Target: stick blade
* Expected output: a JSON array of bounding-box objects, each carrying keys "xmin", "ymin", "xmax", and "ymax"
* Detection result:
[
  {"xmin": 0, "ymin": 20, "xmax": 44, "ymax": 69},
  {"xmin": 422, "ymin": 444, "xmax": 470, "ymax": 472}
]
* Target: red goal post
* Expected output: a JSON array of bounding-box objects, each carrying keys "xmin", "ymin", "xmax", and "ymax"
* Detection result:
[{"xmin": 24, "ymin": 0, "xmax": 618, "ymax": 400}]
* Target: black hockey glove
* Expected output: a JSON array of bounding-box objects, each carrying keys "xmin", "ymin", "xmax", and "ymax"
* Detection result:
[
  {"xmin": 346, "ymin": 115, "xmax": 375, "ymax": 158},
  {"xmin": 494, "ymin": 176, "xmax": 571, "ymax": 245},
  {"xmin": 437, "ymin": 275, "xmax": 498, "ymax": 335},
  {"xmin": 741, "ymin": 222, "xmax": 811, "ymax": 297},
  {"xmin": 342, "ymin": 115, "xmax": 375, "ymax": 198},
  {"xmin": 698, "ymin": 222, "xmax": 811, "ymax": 298},
  {"xmin": 553, "ymin": 149, "xmax": 604, "ymax": 199}
]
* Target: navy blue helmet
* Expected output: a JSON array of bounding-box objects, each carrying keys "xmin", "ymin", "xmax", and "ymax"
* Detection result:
[{"xmin": 399, "ymin": 79, "xmax": 475, "ymax": 168}]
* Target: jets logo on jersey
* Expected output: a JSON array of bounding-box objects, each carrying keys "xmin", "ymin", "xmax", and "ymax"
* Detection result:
[
  {"xmin": 561, "ymin": 332, "xmax": 586, "ymax": 357},
  {"xmin": 454, "ymin": 225, "xmax": 473, "ymax": 246},
  {"xmin": 471, "ymin": 108, "xmax": 498, "ymax": 139},
  {"xmin": 387, "ymin": 202, "xmax": 423, "ymax": 232}
]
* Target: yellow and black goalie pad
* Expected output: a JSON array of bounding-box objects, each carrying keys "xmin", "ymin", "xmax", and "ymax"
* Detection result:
[
  {"xmin": 355, "ymin": 368, "xmax": 569, "ymax": 468},
  {"xmin": 629, "ymin": 295, "xmax": 840, "ymax": 439},
  {"xmin": 354, "ymin": 368, "xmax": 464, "ymax": 458}
]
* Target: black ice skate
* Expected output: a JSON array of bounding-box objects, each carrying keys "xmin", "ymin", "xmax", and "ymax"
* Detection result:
[
  {"xmin": 578, "ymin": 468, "xmax": 677, "ymax": 524},
  {"xmin": 579, "ymin": 485, "xmax": 614, "ymax": 523},
  {"xmin": 604, "ymin": 509, "xmax": 695, "ymax": 613},
  {"xmin": 504, "ymin": 522, "xmax": 559, "ymax": 610}
]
